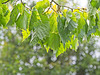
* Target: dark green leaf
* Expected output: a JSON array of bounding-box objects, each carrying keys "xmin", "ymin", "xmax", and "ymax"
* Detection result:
[
  {"xmin": 65, "ymin": 20, "xmax": 78, "ymax": 34},
  {"xmin": 57, "ymin": 15, "xmax": 66, "ymax": 45}
]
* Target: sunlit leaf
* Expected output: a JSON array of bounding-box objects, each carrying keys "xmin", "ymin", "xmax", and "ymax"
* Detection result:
[{"xmin": 22, "ymin": 29, "xmax": 30, "ymax": 41}]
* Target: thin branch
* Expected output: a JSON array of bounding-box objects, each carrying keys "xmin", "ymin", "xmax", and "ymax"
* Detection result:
[
  {"xmin": 43, "ymin": 0, "xmax": 53, "ymax": 14},
  {"xmin": 2, "ymin": 0, "xmax": 10, "ymax": 4},
  {"xmin": 61, "ymin": 5, "xmax": 74, "ymax": 10},
  {"xmin": 21, "ymin": 0, "xmax": 31, "ymax": 11},
  {"xmin": 53, "ymin": 0, "xmax": 87, "ymax": 12},
  {"xmin": 53, "ymin": 0, "xmax": 74, "ymax": 10},
  {"xmin": 51, "ymin": 7, "xmax": 57, "ymax": 13}
]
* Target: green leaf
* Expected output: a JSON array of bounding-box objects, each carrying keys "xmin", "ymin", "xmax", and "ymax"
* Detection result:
[
  {"xmin": 71, "ymin": 38, "xmax": 79, "ymax": 51},
  {"xmin": 17, "ymin": 4, "xmax": 24, "ymax": 14},
  {"xmin": 0, "ymin": 5, "xmax": 10, "ymax": 27},
  {"xmin": 7, "ymin": 5, "xmax": 19, "ymax": 26},
  {"xmin": 16, "ymin": 10, "xmax": 30, "ymax": 29},
  {"xmin": 87, "ymin": 26, "xmax": 97, "ymax": 41},
  {"xmin": 87, "ymin": 26, "xmax": 97, "ymax": 36},
  {"xmin": 78, "ymin": 14, "xmax": 86, "ymax": 33},
  {"xmin": 89, "ymin": 15, "xmax": 96, "ymax": 28},
  {"xmin": 45, "ymin": 45, "xmax": 50, "ymax": 53},
  {"xmin": 84, "ymin": 21, "xmax": 88, "ymax": 34},
  {"xmin": 22, "ymin": 29, "xmax": 30, "ymax": 41},
  {"xmin": 33, "ymin": 21, "xmax": 50, "ymax": 40},
  {"xmin": 65, "ymin": 40, "xmax": 71, "ymax": 49},
  {"xmin": 65, "ymin": 20, "xmax": 78, "ymax": 34},
  {"xmin": 56, "ymin": 43, "xmax": 66, "ymax": 57},
  {"xmin": 78, "ymin": 21, "xmax": 88, "ymax": 42},
  {"xmin": 56, "ymin": 40, "xmax": 71, "ymax": 57},
  {"xmin": 30, "ymin": 31, "xmax": 39, "ymax": 46},
  {"xmin": 57, "ymin": 15, "xmax": 66, "ymax": 45},
  {"xmin": 91, "ymin": 0, "xmax": 100, "ymax": 9},
  {"xmin": 29, "ymin": 8, "xmax": 38, "ymax": 30},
  {"xmin": 47, "ymin": 33, "xmax": 60, "ymax": 50},
  {"xmin": 91, "ymin": 0, "xmax": 98, "ymax": 7},
  {"xmin": 40, "ymin": 14, "xmax": 49, "ymax": 24},
  {"xmin": 35, "ymin": 0, "xmax": 49, "ymax": 16},
  {"xmin": 50, "ymin": 13, "xmax": 58, "ymax": 32},
  {"xmin": 66, "ymin": 11, "xmax": 72, "ymax": 22},
  {"xmin": 78, "ymin": 29, "xmax": 85, "ymax": 42},
  {"xmin": 4, "ymin": 10, "xmax": 9, "ymax": 17},
  {"xmin": 0, "ymin": 14, "xmax": 7, "ymax": 26},
  {"xmin": 35, "ymin": 0, "xmax": 49, "ymax": 13}
]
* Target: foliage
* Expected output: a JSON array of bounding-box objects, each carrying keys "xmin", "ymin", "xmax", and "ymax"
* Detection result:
[
  {"xmin": 0, "ymin": 27, "xmax": 100, "ymax": 75},
  {"xmin": 0, "ymin": 0, "xmax": 100, "ymax": 56}
]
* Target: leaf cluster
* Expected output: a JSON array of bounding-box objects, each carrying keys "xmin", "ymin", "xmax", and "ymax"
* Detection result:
[{"xmin": 0, "ymin": 0, "xmax": 100, "ymax": 56}]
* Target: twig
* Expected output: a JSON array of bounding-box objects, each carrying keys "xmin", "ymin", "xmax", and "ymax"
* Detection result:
[
  {"xmin": 21, "ymin": 0, "xmax": 31, "ymax": 11},
  {"xmin": 43, "ymin": 0, "xmax": 53, "ymax": 14},
  {"xmin": 53, "ymin": 0, "xmax": 74, "ymax": 11},
  {"xmin": 2, "ymin": 0, "xmax": 10, "ymax": 4},
  {"xmin": 53, "ymin": 0, "xmax": 87, "ymax": 12},
  {"xmin": 51, "ymin": 7, "xmax": 57, "ymax": 13},
  {"xmin": 43, "ymin": 0, "xmax": 75, "ymax": 14}
]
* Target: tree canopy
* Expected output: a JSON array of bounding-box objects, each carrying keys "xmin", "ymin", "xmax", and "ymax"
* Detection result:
[{"xmin": 0, "ymin": 0, "xmax": 100, "ymax": 57}]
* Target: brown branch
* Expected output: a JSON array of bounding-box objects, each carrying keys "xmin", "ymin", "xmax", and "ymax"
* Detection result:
[
  {"xmin": 2, "ymin": 0, "xmax": 10, "ymax": 4},
  {"xmin": 53, "ymin": 0, "xmax": 74, "ymax": 10},
  {"xmin": 43, "ymin": 0, "xmax": 75, "ymax": 14},
  {"xmin": 53, "ymin": 0, "xmax": 87, "ymax": 12}
]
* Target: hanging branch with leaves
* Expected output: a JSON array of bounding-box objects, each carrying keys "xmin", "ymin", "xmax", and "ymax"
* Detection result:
[{"xmin": 0, "ymin": 0, "xmax": 100, "ymax": 57}]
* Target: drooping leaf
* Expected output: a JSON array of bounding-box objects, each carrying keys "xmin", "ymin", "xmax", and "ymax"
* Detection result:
[
  {"xmin": 7, "ymin": 5, "xmax": 19, "ymax": 26},
  {"xmin": 65, "ymin": 20, "xmax": 78, "ymax": 34},
  {"xmin": 17, "ymin": 4, "xmax": 24, "ymax": 14},
  {"xmin": 0, "ymin": 4, "xmax": 10, "ymax": 27},
  {"xmin": 47, "ymin": 33, "xmax": 60, "ymax": 50},
  {"xmin": 30, "ymin": 20, "xmax": 50, "ymax": 43},
  {"xmin": 84, "ymin": 21, "xmax": 88, "ymax": 34},
  {"xmin": 57, "ymin": 15, "xmax": 66, "ymax": 45},
  {"xmin": 0, "ymin": 14, "xmax": 7, "ymax": 26},
  {"xmin": 87, "ymin": 26, "xmax": 97, "ymax": 41},
  {"xmin": 35, "ymin": 0, "xmax": 50, "ymax": 24},
  {"xmin": 29, "ymin": 8, "xmax": 39, "ymax": 30},
  {"xmin": 77, "ymin": 14, "xmax": 86, "ymax": 33},
  {"xmin": 30, "ymin": 31, "xmax": 39, "ymax": 46},
  {"xmin": 71, "ymin": 38, "xmax": 79, "ymax": 51},
  {"xmin": 16, "ymin": 10, "xmax": 30, "ymax": 29},
  {"xmin": 56, "ymin": 43, "xmax": 66, "ymax": 57},
  {"xmin": 34, "ymin": 21, "xmax": 50, "ymax": 40},
  {"xmin": 50, "ymin": 13, "xmax": 58, "ymax": 32},
  {"xmin": 35, "ymin": 0, "xmax": 49, "ymax": 14}
]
